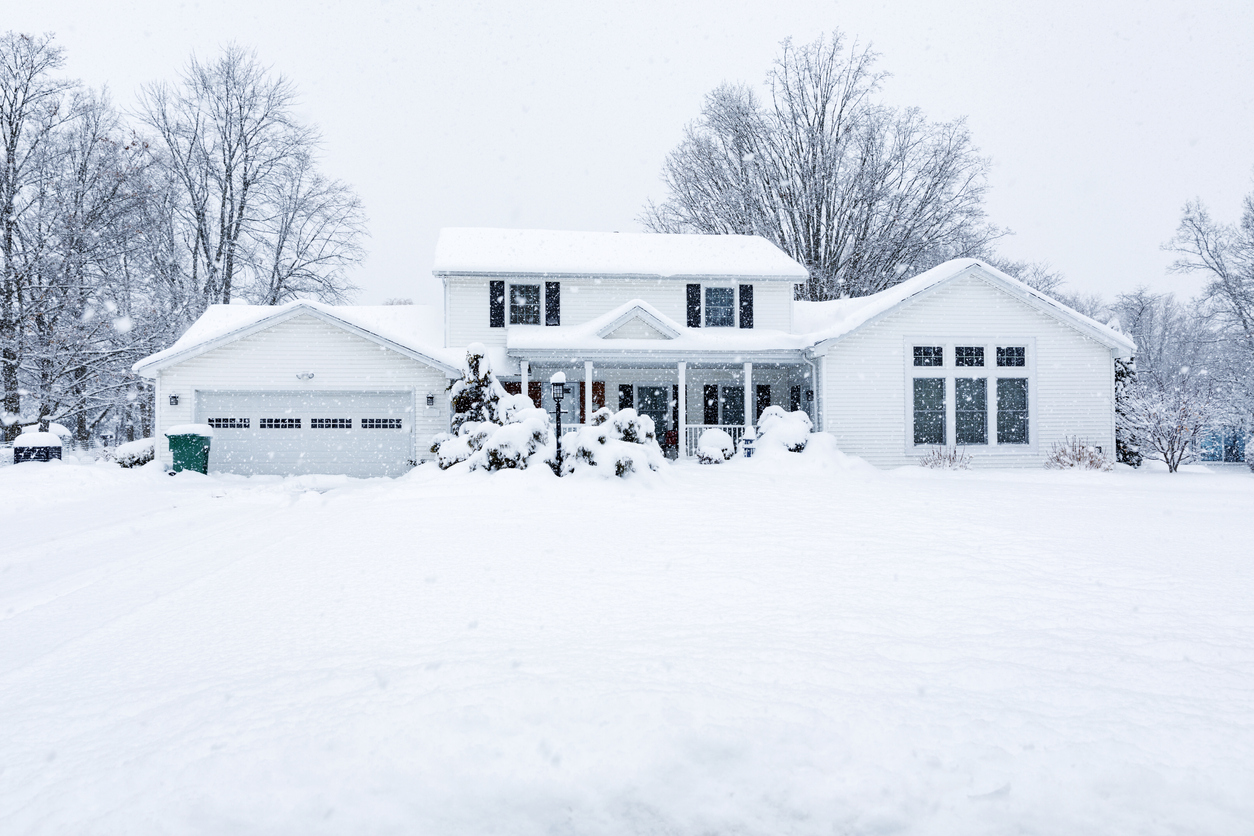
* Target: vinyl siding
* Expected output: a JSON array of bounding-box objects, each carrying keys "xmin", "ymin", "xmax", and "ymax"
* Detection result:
[
  {"xmin": 443, "ymin": 274, "xmax": 794, "ymax": 346},
  {"xmin": 820, "ymin": 273, "xmax": 1116, "ymax": 468},
  {"xmin": 154, "ymin": 314, "xmax": 451, "ymax": 467}
]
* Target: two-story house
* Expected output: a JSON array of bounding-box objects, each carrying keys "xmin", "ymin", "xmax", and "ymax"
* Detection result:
[{"xmin": 134, "ymin": 228, "xmax": 1135, "ymax": 476}]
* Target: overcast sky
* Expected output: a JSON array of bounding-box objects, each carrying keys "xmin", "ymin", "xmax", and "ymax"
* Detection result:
[{"xmin": 9, "ymin": 1, "xmax": 1253, "ymax": 308}]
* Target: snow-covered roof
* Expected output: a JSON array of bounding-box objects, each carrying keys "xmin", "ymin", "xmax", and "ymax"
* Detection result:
[
  {"xmin": 432, "ymin": 228, "xmax": 810, "ymax": 280},
  {"xmin": 798, "ymin": 259, "xmax": 1137, "ymax": 356},
  {"xmin": 133, "ymin": 300, "xmax": 461, "ymax": 377},
  {"xmin": 507, "ymin": 299, "xmax": 808, "ymax": 357}
]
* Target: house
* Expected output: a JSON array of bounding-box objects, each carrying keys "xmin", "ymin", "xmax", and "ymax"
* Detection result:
[{"xmin": 134, "ymin": 228, "xmax": 1135, "ymax": 475}]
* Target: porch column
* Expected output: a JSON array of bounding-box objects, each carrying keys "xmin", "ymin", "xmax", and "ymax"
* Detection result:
[
  {"xmin": 677, "ymin": 361, "xmax": 687, "ymax": 458},
  {"xmin": 584, "ymin": 360, "xmax": 594, "ymax": 424},
  {"xmin": 519, "ymin": 360, "xmax": 528, "ymax": 395},
  {"xmin": 744, "ymin": 361, "xmax": 753, "ymax": 429}
]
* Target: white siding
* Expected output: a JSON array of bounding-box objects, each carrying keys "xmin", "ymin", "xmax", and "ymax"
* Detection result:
[
  {"xmin": 820, "ymin": 273, "xmax": 1116, "ymax": 468},
  {"xmin": 443, "ymin": 274, "xmax": 795, "ymax": 347},
  {"xmin": 154, "ymin": 314, "xmax": 451, "ymax": 467}
]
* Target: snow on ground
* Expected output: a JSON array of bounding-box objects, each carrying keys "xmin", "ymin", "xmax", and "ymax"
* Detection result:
[{"xmin": 1, "ymin": 454, "xmax": 1251, "ymax": 834}]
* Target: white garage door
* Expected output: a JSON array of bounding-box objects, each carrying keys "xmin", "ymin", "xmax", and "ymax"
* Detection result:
[{"xmin": 195, "ymin": 390, "xmax": 415, "ymax": 477}]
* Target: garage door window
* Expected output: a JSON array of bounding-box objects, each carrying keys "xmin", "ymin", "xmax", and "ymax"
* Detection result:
[
  {"xmin": 361, "ymin": 418, "xmax": 402, "ymax": 429},
  {"xmin": 207, "ymin": 418, "xmax": 249, "ymax": 429},
  {"xmin": 260, "ymin": 418, "xmax": 301, "ymax": 429},
  {"xmin": 311, "ymin": 418, "xmax": 351, "ymax": 429}
]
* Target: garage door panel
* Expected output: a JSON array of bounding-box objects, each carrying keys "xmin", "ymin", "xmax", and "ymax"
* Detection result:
[{"xmin": 195, "ymin": 390, "xmax": 414, "ymax": 477}]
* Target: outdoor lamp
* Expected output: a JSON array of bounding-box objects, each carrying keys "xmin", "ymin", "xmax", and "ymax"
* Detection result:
[
  {"xmin": 550, "ymin": 371, "xmax": 566, "ymax": 403},
  {"xmin": 551, "ymin": 372, "xmax": 567, "ymax": 475},
  {"xmin": 168, "ymin": 394, "xmax": 179, "ymax": 406},
  {"xmin": 425, "ymin": 393, "xmax": 436, "ymax": 407}
]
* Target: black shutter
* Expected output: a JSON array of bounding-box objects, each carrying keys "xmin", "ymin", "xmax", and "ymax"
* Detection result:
[
  {"xmin": 545, "ymin": 281, "xmax": 560, "ymax": 326},
  {"xmin": 739, "ymin": 284, "xmax": 754, "ymax": 328},
  {"xmin": 489, "ymin": 280, "xmax": 505, "ymax": 328},
  {"xmin": 618, "ymin": 384, "xmax": 634, "ymax": 410},
  {"xmin": 686, "ymin": 283, "xmax": 701, "ymax": 327}
]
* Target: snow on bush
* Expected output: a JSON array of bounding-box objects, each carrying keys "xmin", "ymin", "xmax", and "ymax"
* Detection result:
[
  {"xmin": 559, "ymin": 408, "xmax": 665, "ymax": 477},
  {"xmin": 466, "ymin": 397, "xmax": 555, "ymax": 473},
  {"xmin": 919, "ymin": 446, "xmax": 972, "ymax": 470},
  {"xmin": 696, "ymin": 428, "xmax": 735, "ymax": 464},
  {"xmin": 754, "ymin": 406, "xmax": 813, "ymax": 454},
  {"xmin": 114, "ymin": 438, "xmax": 155, "ymax": 469},
  {"xmin": 1044, "ymin": 437, "xmax": 1115, "ymax": 471}
]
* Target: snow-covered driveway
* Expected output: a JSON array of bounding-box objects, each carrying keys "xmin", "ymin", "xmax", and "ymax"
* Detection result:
[{"xmin": 2, "ymin": 457, "xmax": 1251, "ymax": 834}]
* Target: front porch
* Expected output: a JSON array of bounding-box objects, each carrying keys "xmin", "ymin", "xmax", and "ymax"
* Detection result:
[{"xmin": 502, "ymin": 358, "xmax": 817, "ymax": 458}]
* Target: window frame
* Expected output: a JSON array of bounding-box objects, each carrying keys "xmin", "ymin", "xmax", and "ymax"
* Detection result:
[
  {"xmin": 902, "ymin": 337, "xmax": 1036, "ymax": 456},
  {"xmin": 703, "ymin": 285, "xmax": 736, "ymax": 328},
  {"xmin": 508, "ymin": 283, "xmax": 542, "ymax": 325}
]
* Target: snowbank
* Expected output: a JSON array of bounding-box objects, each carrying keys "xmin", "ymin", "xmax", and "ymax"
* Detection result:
[{"xmin": 165, "ymin": 423, "xmax": 214, "ymax": 437}]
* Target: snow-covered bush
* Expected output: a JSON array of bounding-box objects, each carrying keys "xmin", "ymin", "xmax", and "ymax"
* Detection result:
[
  {"xmin": 114, "ymin": 438, "xmax": 155, "ymax": 469},
  {"xmin": 433, "ymin": 345, "xmax": 511, "ymax": 469},
  {"xmin": 466, "ymin": 398, "xmax": 555, "ymax": 472},
  {"xmin": 919, "ymin": 446, "xmax": 972, "ymax": 470},
  {"xmin": 560, "ymin": 408, "xmax": 665, "ymax": 477},
  {"xmin": 1044, "ymin": 437, "xmax": 1115, "ymax": 471},
  {"xmin": 755, "ymin": 406, "xmax": 813, "ymax": 454},
  {"xmin": 696, "ymin": 428, "xmax": 735, "ymax": 464}
]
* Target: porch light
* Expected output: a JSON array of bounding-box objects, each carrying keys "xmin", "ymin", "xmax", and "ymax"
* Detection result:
[
  {"xmin": 426, "ymin": 393, "xmax": 436, "ymax": 407},
  {"xmin": 168, "ymin": 394, "xmax": 179, "ymax": 406},
  {"xmin": 550, "ymin": 371, "xmax": 567, "ymax": 403}
]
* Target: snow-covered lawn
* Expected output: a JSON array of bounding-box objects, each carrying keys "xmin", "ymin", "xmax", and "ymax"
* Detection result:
[{"xmin": 1, "ymin": 454, "xmax": 1251, "ymax": 834}]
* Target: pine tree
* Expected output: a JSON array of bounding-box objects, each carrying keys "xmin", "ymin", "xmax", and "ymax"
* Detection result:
[
  {"xmin": 448, "ymin": 345, "xmax": 504, "ymax": 433},
  {"xmin": 1114, "ymin": 357, "xmax": 1143, "ymax": 467}
]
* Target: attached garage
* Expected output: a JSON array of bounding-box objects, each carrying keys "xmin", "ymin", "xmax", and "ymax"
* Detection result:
[{"xmin": 134, "ymin": 301, "xmax": 460, "ymax": 477}]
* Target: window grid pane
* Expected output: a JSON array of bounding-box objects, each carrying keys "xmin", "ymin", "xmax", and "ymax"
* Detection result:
[
  {"xmin": 207, "ymin": 418, "xmax": 249, "ymax": 429},
  {"xmin": 955, "ymin": 377, "xmax": 987, "ymax": 445},
  {"xmin": 955, "ymin": 346, "xmax": 984, "ymax": 366},
  {"xmin": 259, "ymin": 418, "xmax": 301, "ymax": 429},
  {"xmin": 997, "ymin": 378, "xmax": 1029, "ymax": 444},
  {"xmin": 310, "ymin": 418, "xmax": 351, "ymax": 429},
  {"xmin": 509, "ymin": 284, "xmax": 541, "ymax": 325},
  {"xmin": 705, "ymin": 287, "xmax": 734, "ymax": 327},
  {"xmin": 362, "ymin": 418, "xmax": 403, "ymax": 429},
  {"xmin": 997, "ymin": 346, "xmax": 1026, "ymax": 367},
  {"xmin": 721, "ymin": 385, "xmax": 745, "ymax": 425},
  {"xmin": 913, "ymin": 346, "xmax": 943, "ymax": 367},
  {"xmin": 913, "ymin": 378, "xmax": 945, "ymax": 445}
]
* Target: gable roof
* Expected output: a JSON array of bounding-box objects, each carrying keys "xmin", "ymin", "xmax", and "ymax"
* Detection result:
[
  {"xmin": 594, "ymin": 300, "xmax": 683, "ymax": 340},
  {"xmin": 800, "ymin": 259, "xmax": 1137, "ymax": 356},
  {"xmin": 132, "ymin": 300, "xmax": 462, "ymax": 377},
  {"xmin": 432, "ymin": 228, "xmax": 809, "ymax": 280}
]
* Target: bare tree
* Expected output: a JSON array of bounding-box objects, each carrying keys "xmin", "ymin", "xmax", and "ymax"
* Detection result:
[
  {"xmin": 642, "ymin": 33, "xmax": 1004, "ymax": 300},
  {"xmin": 138, "ymin": 45, "xmax": 363, "ymax": 312}
]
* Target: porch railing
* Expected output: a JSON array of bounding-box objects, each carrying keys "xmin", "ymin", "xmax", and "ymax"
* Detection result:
[{"xmin": 684, "ymin": 425, "xmax": 746, "ymax": 458}]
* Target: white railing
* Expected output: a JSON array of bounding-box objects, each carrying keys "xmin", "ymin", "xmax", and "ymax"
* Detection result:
[{"xmin": 684, "ymin": 425, "xmax": 746, "ymax": 458}]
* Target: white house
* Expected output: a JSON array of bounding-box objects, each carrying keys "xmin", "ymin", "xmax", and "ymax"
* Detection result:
[{"xmin": 134, "ymin": 228, "xmax": 1135, "ymax": 475}]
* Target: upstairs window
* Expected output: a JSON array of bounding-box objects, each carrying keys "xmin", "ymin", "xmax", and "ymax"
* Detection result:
[
  {"xmin": 913, "ymin": 346, "xmax": 943, "ymax": 367},
  {"xmin": 955, "ymin": 346, "xmax": 984, "ymax": 366},
  {"xmin": 510, "ymin": 284, "xmax": 541, "ymax": 325},
  {"xmin": 997, "ymin": 346, "xmax": 1026, "ymax": 367},
  {"xmin": 705, "ymin": 287, "xmax": 734, "ymax": 327}
]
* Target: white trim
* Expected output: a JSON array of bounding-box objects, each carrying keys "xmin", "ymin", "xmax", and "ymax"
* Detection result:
[{"xmin": 594, "ymin": 303, "xmax": 682, "ymax": 340}]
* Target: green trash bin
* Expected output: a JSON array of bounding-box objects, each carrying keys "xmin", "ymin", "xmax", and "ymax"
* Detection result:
[{"xmin": 165, "ymin": 424, "xmax": 214, "ymax": 474}]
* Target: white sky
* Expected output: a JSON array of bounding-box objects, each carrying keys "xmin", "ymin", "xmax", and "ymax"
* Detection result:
[{"xmin": 10, "ymin": 1, "xmax": 1253, "ymax": 307}]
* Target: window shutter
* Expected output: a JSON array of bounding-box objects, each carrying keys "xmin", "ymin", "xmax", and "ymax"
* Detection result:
[
  {"xmin": 739, "ymin": 284, "xmax": 754, "ymax": 328},
  {"xmin": 618, "ymin": 384, "xmax": 634, "ymax": 410},
  {"xmin": 545, "ymin": 281, "xmax": 560, "ymax": 326},
  {"xmin": 489, "ymin": 280, "xmax": 505, "ymax": 328},
  {"xmin": 686, "ymin": 284, "xmax": 701, "ymax": 327}
]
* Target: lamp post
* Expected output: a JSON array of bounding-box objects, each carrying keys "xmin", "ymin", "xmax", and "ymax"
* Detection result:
[{"xmin": 550, "ymin": 371, "xmax": 567, "ymax": 474}]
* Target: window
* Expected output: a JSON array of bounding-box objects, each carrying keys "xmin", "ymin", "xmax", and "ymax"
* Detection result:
[
  {"xmin": 618, "ymin": 384, "xmax": 634, "ymax": 411},
  {"xmin": 260, "ymin": 418, "xmax": 300, "ymax": 429},
  {"xmin": 721, "ymin": 385, "xmax": 745, "ymax": 425},
  {"xmin": 997, "ymin": 346, "xmax": 1026, "ymax": 367},
  {"xmin": 705, "ymin": 287, "xmax": 734, "ymax": 327},
  {"xmin": 997, "ymin": 378, "xmax": 1029, "ymax": 444},
  {"xmin": 703, "ymin": 384, "xmax": 719, "ymax": 425},
  {"xmin": 310, "ymin": 418, "xmax": 350, "ymax": 429},
  {"xmin": 509, "ymin": 284, "xmax": 540, "ymax": 325},
  {"xmin": 955, "ymin": 378, "xmax": 987, "ymax": 445},
  {"xmin": 913, "ymin": 346, "xmax": 943, "ymax": 367},
  {"xmin": 361, "ymin": 418, "xmax": 403, "ymax": 429},
  {"xmin": 955, "ymin": 346, "xmax": 984, "ymax": 366},
  {"xmin": 207, "ymin": 418, "xmax": 249, "ymax": 429},
  {"xmin": 913, "ymin": 378, "xmax": 945, "ymax": 444}
]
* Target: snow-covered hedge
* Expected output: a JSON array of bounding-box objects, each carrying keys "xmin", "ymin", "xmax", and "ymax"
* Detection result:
[
  {"xmin": 1044, "ymin": 437, "xmax": 1115, "ymax": 472},
  {"xmin": 696, "ymin": 428, "xmax": 735, "ymax": 464},
  {"xmin": 115, "ymin": 438, "xmax": 156, "ymax": 469},
  {"xmin": 754, "ymin": 406, "xmax": 813, "ymax": 454},
  {"xmin": 559, "ymin": 408, "xmax": 665, "ymax": 477},
  {"xmin": 432, "ymin": 347, "xmax": 555, "ymax": 472}
]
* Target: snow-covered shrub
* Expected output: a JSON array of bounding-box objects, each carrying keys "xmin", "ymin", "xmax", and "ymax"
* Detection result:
[
  {"xmin": 466, "ymin": 399, "xmax": 555, "ymax": 472},
  {"xmin": 560, "ymin": 408, "xmax": 665, "ymax": 477},
  {"xmin": 434, "ymin": 345, "xmax": 511, "ymax": 469},
  {"xmin": 114, "ymin": 438, "xmax": 155, "ymax": 469},
  {"xmin": 919, "ymin": 446, "xmax": 972, "ymax": 470},
  {"xmin": 696, "ymin": 428, "xmax": 735, "ymax": 464},
  {"xmin": 755, "ymin": 405, "xmax": 813, "ymax": 454},
  {"xmin": 1044, "ymin": 437, "xmax": 1115, "ymax": 471}
]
